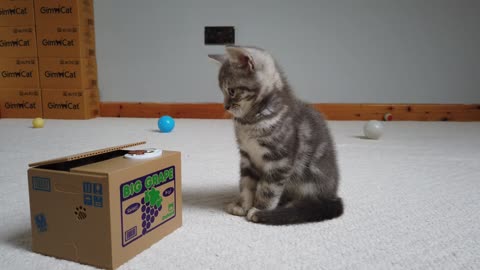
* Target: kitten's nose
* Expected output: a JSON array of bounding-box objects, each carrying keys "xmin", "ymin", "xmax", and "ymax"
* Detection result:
[{"xmin": 224, "ymin": 104, "xmax": 231, "ymax": 110}]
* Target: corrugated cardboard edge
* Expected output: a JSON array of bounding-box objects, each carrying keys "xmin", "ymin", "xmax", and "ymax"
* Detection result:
[{"xmin": 28, "ymin": 141, "xmax": 146, "ymax": 167}]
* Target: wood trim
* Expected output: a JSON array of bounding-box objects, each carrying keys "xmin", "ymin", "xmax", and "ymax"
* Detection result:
[
  {"xmin": 100, "ymin": 102, "xmax": 480, "ymax": 121},
  {"xmin": 100, "ymin": 103, "xmax": 230, "ymax": 119},
  {"xmin": 312, "ymin": 104, "xmax": 480, "ymax": 121}
]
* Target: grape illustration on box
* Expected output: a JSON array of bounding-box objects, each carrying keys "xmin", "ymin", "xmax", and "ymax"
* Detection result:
[
  {"xmin": 140, "ymin": 188, "xmax": 163, "ymax": 235},
  {"xmin": 120, "ymin": 165, "xmax": 176, "ymax": 246}
]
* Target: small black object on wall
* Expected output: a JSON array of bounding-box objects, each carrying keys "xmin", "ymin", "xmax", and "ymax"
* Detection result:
[{"xmin": 205, "ymin": 26, "xmax": 235, "ymax": 45}]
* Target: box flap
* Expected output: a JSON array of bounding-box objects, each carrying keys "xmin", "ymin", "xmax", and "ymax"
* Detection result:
[
  {"xmin": 70, "ymin": 150, "xmax": 179, "ymax": 175},
  {"xmin": 29, "ymin": 141, "xmax": 146, "ymax": 167}
]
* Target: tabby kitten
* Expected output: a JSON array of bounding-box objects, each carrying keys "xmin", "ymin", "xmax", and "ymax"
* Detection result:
[{"xmin": 209, "ymin": 46, "xmax": 343, "ymax": 225}]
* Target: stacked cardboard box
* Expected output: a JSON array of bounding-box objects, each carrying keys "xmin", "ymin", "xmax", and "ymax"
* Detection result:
[
  {"xmin": 0, "ymin": 0, "xmax": 42, "ymax": 118},
  {"xmin": 35, "ymin": 0, "xmax": 99, "ymax": 119},
  {"xmin": 0, "ymin": 0, "xmax": 99, "ymax": 119}
]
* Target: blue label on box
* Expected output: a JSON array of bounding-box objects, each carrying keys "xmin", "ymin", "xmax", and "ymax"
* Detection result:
[
  {"xmin": 125, "ymin": 226, "xmax": 137, "ymax": 242},
  {"xmin": 84, "ymin": 194, "xmax": 93, "ymax": 206},
  {"xmin": 83, "ymin": 182, "xmax": 103, "ymax": 207},
  {"xmin": 93, "ymin": 183, "xmax": 103, "ymax": 195},
  {"xmin": 83, "ymin": 182, "xmax": 92, "ymax": 193},
  {"xmin": 32, "ymin": 177, "xmax": 51, "ymax": 192},
  {"xmin": 94, "ymin": 196, "xmax": 103, "ymax": 208},
  {"xmin": 35, "ymin": 213, "xmax": 47, "ymax": 232}
]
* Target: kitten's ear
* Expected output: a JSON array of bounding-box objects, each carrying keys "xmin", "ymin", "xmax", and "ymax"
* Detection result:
[
  {"xmin": 208, "ymin": 54, "xmax": 227, "ymax": 65},
  {"xmin": 225, "ymin": 46, "xmax": 255, "ymax": 72}
]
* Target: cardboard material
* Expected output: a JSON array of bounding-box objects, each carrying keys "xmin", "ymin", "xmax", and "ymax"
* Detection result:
[
  {"xmin": 38, "ymin": 57, "xmax": 97, "ymax": 89},
  {"xmin": 41, "ymin": 88, "xmax": 99, "ymax": 119},
  {"xmin": 34, "ymin": 0, "xmax": 94, "ymax": 27},
  {"xmin": 0, "ymin": 0, "xmax": 35, "ymax": 26},
  {"xmin": 36, "ymin": 25, "xmax": 95, "ymax": 57},
  {"xmin": 0, "ymin": 26, "xmax": 37, "ymax": 57},
  {"xmin": 29, "ymin": 142, "xmax": 148, "ymax": 167},
  {"xmin": 0, "ymin": 88, "xmax": 42, "ymax": 118},
  {"xmin": 0, "ymin": 57, "xmax": 40, "ymax": 88},
  {"xmin": 28, "ymin": 142, "xmax": 182, "ymax": 269}
]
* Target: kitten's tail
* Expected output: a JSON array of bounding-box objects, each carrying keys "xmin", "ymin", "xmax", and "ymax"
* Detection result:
[{"xmin": 252, "ymin": 198, "xmax": 344, "ymax": 225}]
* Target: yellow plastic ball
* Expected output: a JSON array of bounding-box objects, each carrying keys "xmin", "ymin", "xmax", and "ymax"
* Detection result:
[{"xmin": 32, "ymin": 117, "xmax": 45, "ymax": 128}]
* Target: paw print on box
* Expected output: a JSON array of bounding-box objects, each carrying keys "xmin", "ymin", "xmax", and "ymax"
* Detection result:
[{"xmin": 75, "ymin": 206, "xmax": 87, "ymax": 220}]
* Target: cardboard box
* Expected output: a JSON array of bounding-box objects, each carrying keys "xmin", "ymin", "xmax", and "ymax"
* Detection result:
[
  {"xmin": 28, "ymin": 142, "xmax": 182, "ymax": 269},
  {"xmin": 0, "ymin": 26, "xmax": 37, "ymax": 57},
  {"xmin": 42, "ymin": 88, "xmax": 99, "ymax": 119},
  {"xmin": 39, "ymin": 58, "xmax": 97, "ymax": 89},
  {"xmin": 0, "ymin": 88, "xmax": 42, "ymax": 118},
  {"xmin": 0, "ymin": 57, "xmax": 39, "ymax": 88},
  {"xmin": 36, "ymin": 25, "xmax": 95, "ymax": 57},
  {"xmin": 34, "ymin": 0, "xmax": 94, "ymax": 27},
  {"xmin": 0, "ymin": 0, "xmax": 35, "ymax": 26}
]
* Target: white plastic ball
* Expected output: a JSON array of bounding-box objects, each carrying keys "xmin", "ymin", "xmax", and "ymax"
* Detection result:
[{"xmin": 363, "ymin": 120, "xmax": 383, "ymax": 139}]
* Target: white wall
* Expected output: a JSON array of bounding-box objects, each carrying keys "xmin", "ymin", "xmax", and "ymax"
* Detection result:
[{"xmin": 94, "ymin": 0, "xmax": 480, "ymax": 103}]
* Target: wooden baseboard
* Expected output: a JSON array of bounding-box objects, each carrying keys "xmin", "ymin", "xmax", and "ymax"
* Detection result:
[
  {"xmin": 100, "ymin": 102, "xmax": 480, "ymax": 121},
  {"xmin": 100, "ymin": 103, "xmax": 230, "ymax": 119}
]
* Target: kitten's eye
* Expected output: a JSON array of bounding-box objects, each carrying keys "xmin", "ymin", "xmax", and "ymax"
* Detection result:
[{"xmin": 227, "ymin": 88, "xmax": 235, "ymax": 97}]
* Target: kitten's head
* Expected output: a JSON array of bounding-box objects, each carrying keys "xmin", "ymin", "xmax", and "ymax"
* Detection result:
[{"xmin": 209, "ymin": 46, "xmax": 283, "ymax": 118}]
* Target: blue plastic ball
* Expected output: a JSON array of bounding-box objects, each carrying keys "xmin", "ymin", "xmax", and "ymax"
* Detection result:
[{"xmin": 158, "ymin": 116, "xmax": 175, "ymax": 133}]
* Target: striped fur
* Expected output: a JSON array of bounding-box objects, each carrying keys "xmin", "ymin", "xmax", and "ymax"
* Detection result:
[{"xmin": 210, "ymin": 46, "xmax": 343, "ymax": 225}]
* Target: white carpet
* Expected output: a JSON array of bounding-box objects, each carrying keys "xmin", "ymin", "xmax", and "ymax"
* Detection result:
[{"xmin": 0, "ymin": 118, "xmax": 479, "ymax": 270}]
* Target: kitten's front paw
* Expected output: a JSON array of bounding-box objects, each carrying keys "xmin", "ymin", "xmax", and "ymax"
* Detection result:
[
  {"xmin": 225, "ymin": 202, "xmax": 247, "ymax": 216},
  {"xmin": 246, "ymin": 207, "xmax": 259, "ymax": 223}
]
